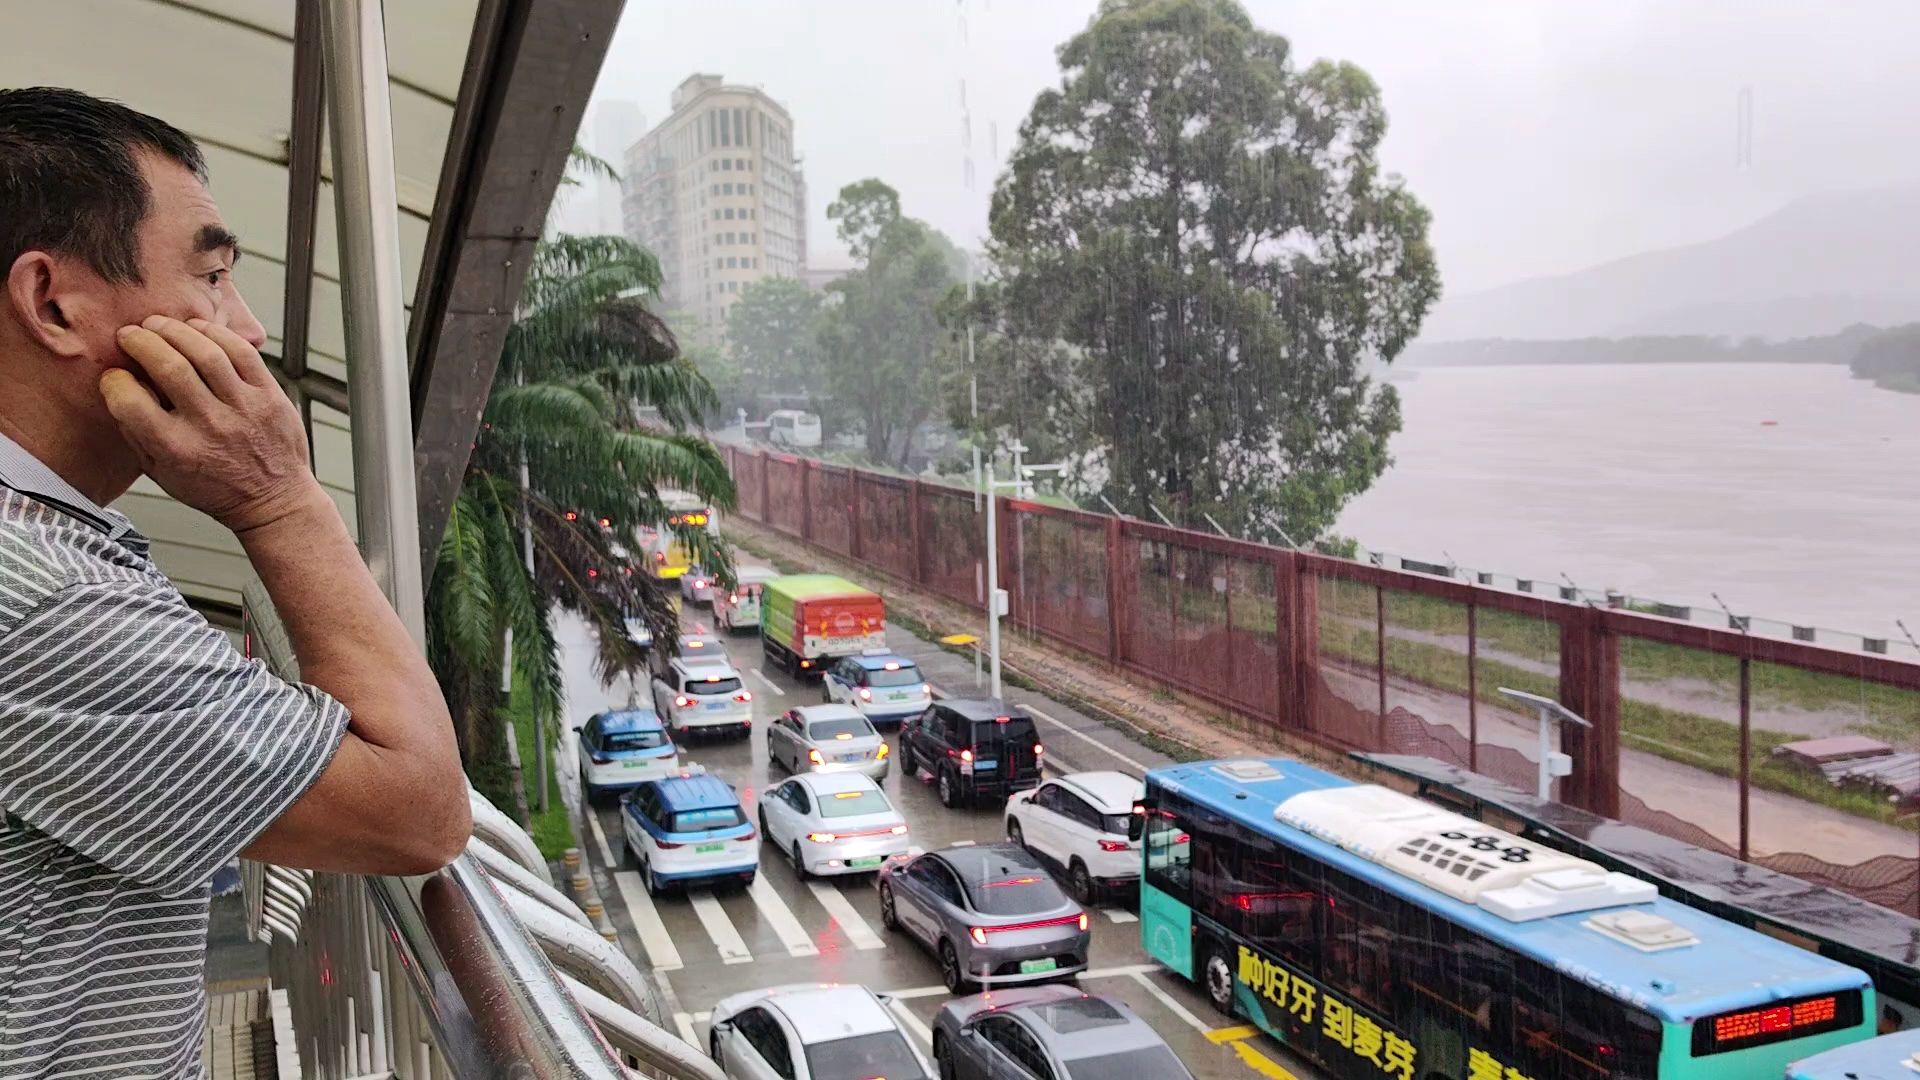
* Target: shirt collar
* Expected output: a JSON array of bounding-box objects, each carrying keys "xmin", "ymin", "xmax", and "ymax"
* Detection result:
[{"xmin": 0, "ymin": 429, "xmax": 145, "ymax": 547}]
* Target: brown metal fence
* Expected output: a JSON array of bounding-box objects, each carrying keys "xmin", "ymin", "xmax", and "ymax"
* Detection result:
[{"xmin": 724, "ymin": 445, "xmax": 1920, "ymax": 915}]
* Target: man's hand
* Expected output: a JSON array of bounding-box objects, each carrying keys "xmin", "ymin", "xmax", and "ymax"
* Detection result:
[{"xmin": 102, "ymin": 316, "xmax": 320, "ymax": 534}]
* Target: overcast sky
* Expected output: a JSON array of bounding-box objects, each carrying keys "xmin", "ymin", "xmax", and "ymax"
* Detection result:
[{"xmin": 556, "ymin": 0, "xmax": 1920, "ymax": 296}]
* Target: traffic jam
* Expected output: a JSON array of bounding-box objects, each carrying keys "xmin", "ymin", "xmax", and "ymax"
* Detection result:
[{"xmin": 563, "ymin": 508, "xmax": 1906, "ymax": 1080}]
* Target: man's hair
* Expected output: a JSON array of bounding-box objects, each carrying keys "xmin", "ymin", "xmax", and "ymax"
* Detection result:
[{"xmin": 0, "ymin": 86, "xmax": 207, "ymax": 285}]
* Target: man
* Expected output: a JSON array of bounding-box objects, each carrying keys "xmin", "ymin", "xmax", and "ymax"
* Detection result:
[{"xmin": 0, "ymin": 88, "xmax": 469, "ymax": 1076}]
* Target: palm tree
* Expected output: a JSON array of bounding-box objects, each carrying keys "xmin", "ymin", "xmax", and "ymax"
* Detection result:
[{"xmin": 427, "ymin": 231, "xmax": 736, "ymax": 763}]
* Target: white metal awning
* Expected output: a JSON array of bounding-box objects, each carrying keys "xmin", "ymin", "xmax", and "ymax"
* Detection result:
[{"xmin": 3, "ymin": 0, "xmax": 612, "ymax": 620}]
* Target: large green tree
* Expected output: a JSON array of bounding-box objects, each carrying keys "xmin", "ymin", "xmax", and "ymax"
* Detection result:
[
  {"xmin": 725, "ymin": 276, "xmax": 824, "ymax": 404},
  {"xmin": 986, "ymin": 0, "xmax": 1440, "ymax": 541},
  {"xmin": 427, "ymin": 234, "xmax": 734, "ymax": 761},
  {"xmin": 817, "ymin": 180, "xmax": 965, "ymax": 468}
]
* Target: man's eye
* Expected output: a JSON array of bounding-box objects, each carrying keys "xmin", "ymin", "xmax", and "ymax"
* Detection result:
[{"xmin": 206, "ymin": 269, "xmax": 228, "ymax": 288}]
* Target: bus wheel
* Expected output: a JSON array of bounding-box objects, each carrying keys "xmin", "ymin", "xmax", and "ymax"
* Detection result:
[{"xmin": 1202, "ymin": 941, "xmax": 1236, "ymax": 1017}]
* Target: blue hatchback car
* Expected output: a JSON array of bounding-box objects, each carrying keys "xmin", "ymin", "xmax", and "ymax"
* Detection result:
[
  {"xmin": 620, "ymin": 773, "xmax": 760, "ymax": 895},
  {"xmin": 575, "ymin": 708, "xmax": 678, "ymax": 804}
]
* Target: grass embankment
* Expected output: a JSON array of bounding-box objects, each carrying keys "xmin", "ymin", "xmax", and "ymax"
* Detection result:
[{"xmin": 468, "ymin": 667, "xmax": 576, "ymax": 861}]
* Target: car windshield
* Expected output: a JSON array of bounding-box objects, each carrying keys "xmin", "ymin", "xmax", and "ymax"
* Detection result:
[
  {"xmin": 1065, "ymin": 1046, "xmax": 1190, "ymax": 1080},
  {"xmin": 817, "ymin": 789, "xmax": 893, "ymax": 819},
  {"xmin": 970, "ymin": 716, "xmax": 1038, "ymax": 750},
  {"xmin": 961, "ymin": 862, "xmax": 1069, "ymax": 915},
  {"xmin": 687, "ymin": 677, "xmax": 743, "ymax": 695},
  {"xmin": 802, "ymin": 1031, "xmax": 925, "ymax": 1080},
  {"xmin": 604, "ymin": 730, "xmax": 667, "ymax": 752},
  {"xmin": 809, "ymin": 716, "xmax": 875, "ymax": 741},
  {"xmin": 1100, "ymin": 812, "xmax": 1132, "ymax": 835},
  {"xmin": 865, "ymin": 666, "xmax": 921, "ymax": 688},
  {"xmin": 669, "ymin": 807, "xmax": 745, "ymax": 833}
]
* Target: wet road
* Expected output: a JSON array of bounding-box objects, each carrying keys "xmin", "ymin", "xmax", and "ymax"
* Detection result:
[{"xmin": 549, "ymin": 582, "xmax": 1323, "ymax": 1080}]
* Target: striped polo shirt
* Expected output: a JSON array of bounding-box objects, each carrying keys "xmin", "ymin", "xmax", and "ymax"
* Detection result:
[{"xmin": 0, "ymin": 433, "xmax": 348, "ymax": 1078}]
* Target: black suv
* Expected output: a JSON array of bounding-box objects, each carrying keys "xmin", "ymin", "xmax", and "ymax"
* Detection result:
[{"xmin": 898, "ymin": 699, "xmax": 1044, "ymax": 808}]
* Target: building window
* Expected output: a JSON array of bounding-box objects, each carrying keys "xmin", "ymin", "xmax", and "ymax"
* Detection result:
[
  {"xmin": 724, "ymin": 208, "xmax": 735, "ymax": 220},
  {"xmin": 722, "ymin": 158, "xmax": 732, "ymax": 170},
  {"xmin": 715, "ymin": 258, "xmax": 723, "ymax": 270},
  {"xmin": 710, "ymin": 160, "xmax": 718, "ymax": 172},
  {"xmin": 732, "ymin": 108, "xmax": 744, "ymax": 147},
  {"xmin": 722, "ymin": 182, "xmax": 732, "ymax": 195},
  {"xmin": 712, "ymin": 210, "xmax": 721, "ymax": 220},
  {"xmin": 727, "ymin": 257, "xmax": 738, "ymax": 269}
]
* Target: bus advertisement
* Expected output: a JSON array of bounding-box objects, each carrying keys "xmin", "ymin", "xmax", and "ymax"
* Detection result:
[{"xmin": 1135, "ymin": 758, "xmax": 1875, "ymax": 1080}]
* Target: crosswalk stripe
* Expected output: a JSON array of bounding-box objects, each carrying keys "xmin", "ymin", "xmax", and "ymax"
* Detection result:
[
  {"xmin": 1102, "ymin": 908, "xmax": 1138, "ymax": 923},
  {"xmin": 689, "ymin": 890, "xmax": 754, "ymax": 964},
  {"xmin": 748, "ymin": 874, "xmax": 821, "ymax": 958},
  {"xmin": 807, "ymin": 881, "xmax": 885, "ymax": 951},
  {"xmin": 612, "ymin": 870, "xmax": 683, "ymax": 972},
  {"xmin": 886, "ymin": 997, "xmax": 935, "ymax": 1050},
  {"xmin": 673, "ymin": 1012, "xmax": 698, "ymax": 1045},
  {"xmin": 1128, "ymin": 970, "xmax": 1210, "ymax": 1034}
]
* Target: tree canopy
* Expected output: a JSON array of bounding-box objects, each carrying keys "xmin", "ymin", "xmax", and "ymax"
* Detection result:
[{"xmin": 984, "ymin": 0, "xmax": 1440, "ymax": 541}]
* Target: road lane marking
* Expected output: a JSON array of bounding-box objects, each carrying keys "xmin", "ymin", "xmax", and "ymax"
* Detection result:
[
  {"xmin": 611, "ymin": 870, "xmax": 683, "ymax": 971},
  {"xmin": 1102, "ymin": 908, "xmax": 1138, "ymax": 923},
  {"xmin": 689, "ymin": 890, "xmax": 754, "ymax": 964},
  {"xmin": 747, "ymin": 874, "xmax": 821, "ymax": 957},
  {"xmin": 1020, "ymin": 703, "xmax": 1149, "ymax": 774},
  {"xmin": 749, "ymin": 668, "xmax": 787, "ymax": 695},
  {"xmin": 673, "ymin": 1013, "xmax": 697, "ymax": 1045},
  {"xmin": 807, "ymin": 881, "xmax": 885, "ymax": 950},
  {"xmin": 1208, "ymin": 1026, "xmax": 1260, "ymax": 1044},
  {"xmin": 1128, "ymin": 971, "xmax": 1210, "ymax": 1034},
  {"xmin": 886, "ymin": 997, "xmax": 935, "ymax": 1049},
  {"xmin": 585, "ymin": 805, "xmax": 619, "ymax": 867},
  {"xmin": 1226, "ymin": 1037, "xmax": 1301, "ymax": 1080}
]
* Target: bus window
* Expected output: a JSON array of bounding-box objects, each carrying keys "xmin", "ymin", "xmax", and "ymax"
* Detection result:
[
  {"xmin": 1144, "ymin": 808, "xmax": 1191, "ymax": 899},
  {"xmin": 1320, "ymin": 865, "xmax": 1397, "ymax": 1014}
]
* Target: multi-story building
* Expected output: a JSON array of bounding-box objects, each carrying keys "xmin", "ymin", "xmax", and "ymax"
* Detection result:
[{"xmin": 622, "ymin": 74, "xmax": 807, "ymax": 336}]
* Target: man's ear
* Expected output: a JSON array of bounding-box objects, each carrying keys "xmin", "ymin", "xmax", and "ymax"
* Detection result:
[{"xmin": 6, "ymin": 251, "xmax": 94, "ymax": 359}]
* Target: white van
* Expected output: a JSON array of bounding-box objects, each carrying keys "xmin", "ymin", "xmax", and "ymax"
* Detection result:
[
  {"xmin": 766, "ymin": 409, "xmax": 822, "ymax": 449},
  {"xmin": 713, "ymin": 566, "xmax": 780, "ymax": 633}
]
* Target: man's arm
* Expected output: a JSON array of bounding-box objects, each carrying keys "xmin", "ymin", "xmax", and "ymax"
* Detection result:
[{"xmin": 104, "ymin": 316, "xmax": 469, "ymax": 875}]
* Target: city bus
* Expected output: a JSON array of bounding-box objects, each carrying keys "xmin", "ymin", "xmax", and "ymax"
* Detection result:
[{"xmin": 1135, "ymin": 758, "xmax": 1875, "ymax": 1080}]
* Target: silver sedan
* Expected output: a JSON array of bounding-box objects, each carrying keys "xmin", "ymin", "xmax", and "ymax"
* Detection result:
[
  {"xmin": 767, "ymin": 704, "xmax": 890, "ymax": 780},
  {"xmin": 932, "ymin": 985, "xmax": 1193, "ymax": 1080},
  {"xmin": 877, "ymin": 843, "xmax": 1089, "ymax": 994}
]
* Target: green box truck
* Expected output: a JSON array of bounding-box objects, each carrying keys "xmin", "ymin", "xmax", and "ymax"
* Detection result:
[{"xmin": 760, "ymin": 574, "xmax": 887, "ymax": 679}]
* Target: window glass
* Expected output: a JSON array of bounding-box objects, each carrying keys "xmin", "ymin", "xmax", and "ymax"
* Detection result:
[
  {"xmin": 818, "ymin": 788, "xmax": 892, "ymax": 818},
  {"xmin": 1143, "ymin": 803, "xmax": 1192, "ymax": 900},
  {"xmin": 804, "ymin": 1032, "xmax": 925, "ymax": 1080},
  {"xmin": 916, "ymin": 859, "xmax": 964, "ymax": 905},
  {"xmin": 1032, "ymin": 784, "xmax": 1061, "ymax": 812},
  {"xmin": 735, "ymin": 1009, "xmax": 794, "ymax": 1080},
  {"xmin": 1320, "ymin": 864, "xmax": 1395, "ymax": 1013},
  {"xmin": 809, "ymin": 716, "xmax": 876, "ymax": 741},
  {"xmin": 867, "ymin": 665, "xmax": 922, "ymax": 688},
  {"xmin": 733, "ymin": 107, "xmax": 744, "ymax": 146},
  {"xmin": 670, "ymin": 806, "xmax": 746, "ymax": 833},
  {"xmin": 604, "ymin": 730, "xmax": 666, "ymax": 752},
  {"xmin": 1003, "ymin": 1022, "xmax": 1055, "ymax": 1080},
  {"xmin": 684, "ymin": 676, "xmax": 742, "ymax": 695},
  {"xmin": 1066, "ymin": 1047, "xmax": 1185, "ymax": 1080},
  {"xmin": 787, "ymin": 784, "xmax": 812, "ymax": 815},
  {"xmin": 1057, "ymin": 790, "xmax": 1097, "ymax": 828}
]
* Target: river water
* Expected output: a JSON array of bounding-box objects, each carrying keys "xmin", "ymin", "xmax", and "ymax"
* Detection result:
[{"xmin": 1334, "ymin": 363, "xmax": 1920, "ymax": 636}]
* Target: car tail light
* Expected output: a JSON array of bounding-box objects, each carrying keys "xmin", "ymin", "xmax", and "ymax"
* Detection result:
[
  {"xmin": 1098, "ymin": 839, "xmax": 1129, "ymax": 852},
  {"xmin": 876, "ymin": 743, "xmax": 890, "ymax": 760},
  {"xmin": 729, "ymin": 594, "xmax": 741, "ymax": 605},
  {"xmin": 1034, "ymin": 742, "xmax": 1044, "ymax": 757},
  {"xmin": 589, "ymin": 753, "xmax": 612, "ymax": 765},
  {"xmin": 969, "ymin": 927, "xmax": 987, "ymax": 945},
  {"xmin": 743, "ymin": 825, "xmax": 756, "ymax": 841},
  {"xmin": 808, "ymin": 749, "xmax": 824, "ymax": 765},
  {"xmin": 960, "ymin": 749, "xmax": 973, "ymax": 764},
  {"xmin": 808, "ymin": 831, "xmax": 836, "ymax": 843},
  {"xmin": 734, "ymin": 690, "xmax": 753, "ymax": 703},
  {"xmin": 890, "ymin": 824, "xmax": 908, "ymax": 835},
  {"xmin": 673, "ymin": 695, "xmax": 694, "ymax": 709},
  {"xmin": 1078, "ymin": 913, "xmax": 1089, "ymax": 931},
  {"xmin": 694, "ymin": 578, "xmax": 708, "ymax": 589},
  {"xmin": 857, "ymin": 688, "xmax": 873, "ymax": 702},
  {"xmin": 800, "ymin": 659, "xmax": 812, "ymax": 669},
  {"xmin": 654, "ymin": 551, "xmax": 666, "ymax": 563},
  {"xmin": 654, "ymin": 838, "xmax": 682, "ymax": 850}
]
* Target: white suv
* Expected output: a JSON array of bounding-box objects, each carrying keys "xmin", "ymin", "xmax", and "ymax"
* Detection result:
[
  {"xmin": 652, "ymin": 657, "xmax": 754, "ymax": 740},
  {"xmin": 1003, "ymin": 771, "xmax": 1144, "ymax": 904}
]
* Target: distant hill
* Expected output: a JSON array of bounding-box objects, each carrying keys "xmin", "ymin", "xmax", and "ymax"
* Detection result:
[{"xmin": 1419, "ymin": 183, "xmax": 1920, "ymax": 342}]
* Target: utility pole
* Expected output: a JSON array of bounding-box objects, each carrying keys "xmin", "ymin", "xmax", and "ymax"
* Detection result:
[{"xmin": 983, "ymin": 439, "xmax": 1063, "ymax": 699}]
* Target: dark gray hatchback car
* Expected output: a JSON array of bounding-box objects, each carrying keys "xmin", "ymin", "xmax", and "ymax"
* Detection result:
[
  {"xmin": 931, "ymin": 984, "xmax": 1193, "ymax": 1080},
  {"xmin": 877, "ymin": 843, "xmax": 1089, "ymax": 993}
]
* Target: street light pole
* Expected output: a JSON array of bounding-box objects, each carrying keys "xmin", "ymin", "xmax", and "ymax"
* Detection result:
[{"xmin": 983, "ymin": 440, "xmax": 1064, "ymax": 700}]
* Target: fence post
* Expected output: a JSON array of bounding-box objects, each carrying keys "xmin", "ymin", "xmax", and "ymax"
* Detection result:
[
  {"xmin": 849, "ymin": 469, "xmax": 864, "ymax": 562},
  {"xmin": 1738, "ymin": 655, "xmax": 1751, "ymax": 861},
  {"xmin": 1291, "ymin": 559, "xmax": 1319, "ymax": 733},
  {"xmin": 1105, "ymin": 516, "xmax": 1123, "ymax": 664},
  {"xmin": 910, "ymin": 480, "xmax": 926, "ymax": 585},
  {"xmin": 1375, "ymin": 584, "xmax": 1388, "ymax": 750},
  {"xmin": 758, "ymin": 452, "xmax": 770, "ymax": 523},
  {"xmin": 1466, "ymin": 604, "xmax": 1479, "ymax": 772},
  {"xmin": 800, "ymin": 461, "xmax": 815, "ymax": 543},
  {"xmin": 1558, "ymin": 608, "xmax": 1622, "ymax": 817}
]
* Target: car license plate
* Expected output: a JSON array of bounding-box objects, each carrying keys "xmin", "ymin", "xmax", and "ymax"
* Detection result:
[
  {"xmin": 1019, "ymin": 958, "xmax": 1058, "ymax": 975},
  {"xmin": 838, "ymin": 752, "xmax": 865, "ymax": 762},
  {"xmin": 703, "ymin": 701, "xmax": 727, "ymax": 712},
  {"xmin": 848, "ymin": 856, "xmax": 883, "ymax": 868},
  {"xmin": 974, "ymin": 759, "xmax": 998, "ymax": 771},
  {"xmin": 695, "ymin": 842, "xmax": 725, "ymax": 854},
  {"xmin": 889, "ymin": 692, "xmax": 910, "ymax": 701},
  {"xmin": 621, "ymin": 759, "xmax": 654, "ymax": 770}
]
